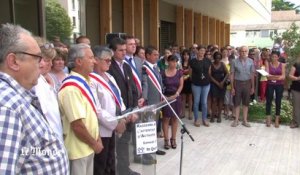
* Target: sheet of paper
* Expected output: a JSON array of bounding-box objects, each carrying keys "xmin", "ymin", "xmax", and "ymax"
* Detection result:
[{"xmin": 256, "ymin": 69, "xmax": 269, "ymax": 76}]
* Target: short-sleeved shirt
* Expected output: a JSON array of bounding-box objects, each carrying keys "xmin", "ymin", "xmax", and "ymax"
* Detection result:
[
  {"xmin": 231, "ymin": 57, "xmax": 255, "ymax": 81},
  {"xmin": 58, "ymin": 71, "xmax": 99, "ymax": 160},
  {"xmin": 190, "ymin": 58, "xmax": 211, "ymax": 86},
  {"xmin": 0, "ymin": 72, "xmax": 69, "ymax": 174}
]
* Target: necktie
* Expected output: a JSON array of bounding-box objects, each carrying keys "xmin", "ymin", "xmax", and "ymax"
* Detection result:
[
  {"xmin": 128, "ymin": 57, "xmax": 135, "ymax": 69},
  {"xmin": 153, "ymin": 65, "xmax": 160, "ymax": 79}
]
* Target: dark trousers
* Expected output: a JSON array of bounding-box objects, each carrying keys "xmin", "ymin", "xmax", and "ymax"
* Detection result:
[
  {"xmin": 94, "ymin": 134, "xmax": 115, "ymax": 175},
  {"xmin": 116, "ymin": 125, "xmax": 132, "ymax": 175},
  {"xmin": 266, "ymin": 84, "xmax": 284, "ymax": 115}
]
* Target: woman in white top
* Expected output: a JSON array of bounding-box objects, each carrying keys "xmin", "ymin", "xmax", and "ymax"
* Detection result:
[
  {"xmin": 90, "ymin": 46, "xmax": 127, "ymax": 175},
  {"xmin": 33, "ymin": 37, "xmax": 63, "ymax": 142}
]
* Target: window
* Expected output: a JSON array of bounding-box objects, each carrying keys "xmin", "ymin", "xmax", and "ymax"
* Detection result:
[
  {"xmin": 261, "ymin": 30, "xmax": 269, "ymax": 37},
  {"xmin": 245, "ymin": 30, "xmax": 260, "ymax": 38},
  {"xmin": 72, "ymin": 0, "xmax": 75, "ymax": 10},
  {"xmin": 160, "ymin": 21, "xmax": 176, "ymax": 53},
  {"xmin": 72, "ymin": 16, "xmax": 76, "ymax": 26}
]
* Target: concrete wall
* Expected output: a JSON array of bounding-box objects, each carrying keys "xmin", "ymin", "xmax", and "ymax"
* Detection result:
[
  {"xmin": 86, "ymin": 0, "xmax": 100, "ymax": 45},
  {"xmin": 0, "ymin": 0, "xmax": 12, "ymax": 24},
  {"xmin": 159, "ymin": 1, "xmax": 176, "ymax": 23},
  {"xmin": 143, "ymin": 0, "xmax": 150, "ymax": 46},
  {"xmin": 112, "ymin": 0, "xmax": 123, "ymax": 33}
]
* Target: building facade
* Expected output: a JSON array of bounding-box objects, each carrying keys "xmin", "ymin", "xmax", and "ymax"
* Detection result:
[
  {"xmin": 0, "ymin": 0, "xmax": 271, "ymax": 50},
  {"xmin": 231, "ymin": 10, "xmax": 300, "ymax": 48}
]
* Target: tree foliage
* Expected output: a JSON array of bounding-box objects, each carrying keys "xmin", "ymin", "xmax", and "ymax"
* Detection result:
[
  {"xmin": 272, "ymin": 22, "xmax": 300, "ymax": 68},
  {"xmin": 272, "ymin": 0, "xmax": 300, "ymax": 13},
  {"xmin": 46, "ymin": 0, "xmax": 73, "ymax": 42}
]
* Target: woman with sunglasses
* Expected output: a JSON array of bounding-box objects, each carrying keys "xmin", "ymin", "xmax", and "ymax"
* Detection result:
[
  {"xmin": 90, "ymin": 46, "xmax": 127, "ymax": 174},
  {"xmin": 33, "ymin": 37, "xmax": 63, "ymax": 142}
]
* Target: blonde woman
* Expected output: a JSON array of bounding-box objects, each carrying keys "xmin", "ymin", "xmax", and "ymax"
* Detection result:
[
  {"xmin": 33, "ymin": 37, "xmax": 63, "ymax": 141},
  {"xmin": 49, "ymin": 48, "xmax": 68, "ymax": 92}
]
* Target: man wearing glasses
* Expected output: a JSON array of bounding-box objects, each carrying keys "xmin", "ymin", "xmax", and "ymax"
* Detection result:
[{"xmin": 0, "ymin": 23, "xmax": 69, "ymax": 174}]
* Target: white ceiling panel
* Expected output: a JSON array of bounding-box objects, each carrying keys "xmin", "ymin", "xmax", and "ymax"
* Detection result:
[{"xmin": 162, "ymin": 0, "xmax": 271, "ymax": 25}]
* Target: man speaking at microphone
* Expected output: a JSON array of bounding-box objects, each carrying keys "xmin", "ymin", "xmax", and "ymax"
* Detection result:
[{"xmin": 142, "ymin": 46, "xmax": 166, "ymax": 156}]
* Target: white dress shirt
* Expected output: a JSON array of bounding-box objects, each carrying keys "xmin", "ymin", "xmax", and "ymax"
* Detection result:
[
  {"xmin": 34, "ymin": 75, "xmax": 63, "ymax": 142},
  {"xmin": 91, "ymin": 72, "xmax": 126, "ymax": 137}
]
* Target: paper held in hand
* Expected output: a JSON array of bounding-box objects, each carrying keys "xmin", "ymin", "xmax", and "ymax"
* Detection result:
[
  {"xmin": 105, "ymin": 99, "xmax": 177, "ymax": 122},
  {"xmin": 256, "ymin": 69, "xmax": 269, "ymax": 76}
]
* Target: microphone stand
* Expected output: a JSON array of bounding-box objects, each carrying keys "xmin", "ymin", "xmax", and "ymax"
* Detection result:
[
  {"xmin": 146, "ymin": 70, "xmax": 195, "ymax": 175},
  {"xmin": 157, "ymin": 90, "xmax": 195, "ymax": 175}
]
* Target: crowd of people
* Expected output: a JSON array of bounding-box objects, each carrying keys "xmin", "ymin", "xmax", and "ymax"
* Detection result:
[{"xmin": 0, "ymin": 23, "xmax": 300, "ymax": 175}]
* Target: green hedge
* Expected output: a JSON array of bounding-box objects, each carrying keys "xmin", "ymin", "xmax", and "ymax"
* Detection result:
[{"xmin": 248, "ymin": 100, "xmax": 293, "ymax": 124}]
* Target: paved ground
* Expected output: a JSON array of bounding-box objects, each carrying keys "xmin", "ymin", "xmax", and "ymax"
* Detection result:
[{"xmin": 130, "ymin": 116, "xmax": 300, "ymax": 175}]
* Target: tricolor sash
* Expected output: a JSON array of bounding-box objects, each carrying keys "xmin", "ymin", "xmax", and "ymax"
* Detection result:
[
  {"xmin": 60, "ymin": 75, "xmax": 97, "ymax": 114},
  {"xmin": 124, "ymin": 59, "xmax": 142, "ymax": 94},
  {"xmin": 143, "ymin": 63, "xmax": 162, "ymax": 93},
  {"xmin": 89, "ymin": 72, "xmax": 123, "ymax": 109}
]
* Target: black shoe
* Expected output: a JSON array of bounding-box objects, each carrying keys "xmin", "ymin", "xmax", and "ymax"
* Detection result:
[
  {"xmin": 143, "ymin": 154, "xmax": 156, "ymax": 161},
  {"xmin": 128, "ymin": 169, "xmax": 140, "ymax": 175},
  {"xmin": 133, "ymin": 155, "xmax": 156, "ymax": 165},
  {"xmin": 156, "ymin": 149, "xmax": 166, "ymax": 155}
]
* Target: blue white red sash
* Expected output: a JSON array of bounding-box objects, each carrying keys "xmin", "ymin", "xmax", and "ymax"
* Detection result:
[
  {"xmin": 89, "ymin": 72, "xmax": 124, "ymax": 109},
  {"xmin": 60, "ymin": 75, "xmax": 97, "ymax": 114},
  {"xmin": 124, "ymin": 59, "xmax": 142, "ymax": 94},
  {"xmin": 143, "ymin": 64, "xmax": 162, "ymax": 93}
]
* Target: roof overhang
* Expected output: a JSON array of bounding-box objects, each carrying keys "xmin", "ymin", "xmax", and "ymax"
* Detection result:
[{"xmin": 162, "ymin": 0, "xmax": 272, "ymax": 25}]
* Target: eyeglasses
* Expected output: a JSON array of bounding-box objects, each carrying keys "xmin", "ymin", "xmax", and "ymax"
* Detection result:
[
  {"xmin": 40, "ymin": 43, "xmax": 54, "ymax": 49},
  {"xmin": 102, "ymin": 58, "xmax": 112, "ymax": 63},
  {"xmin": 15, "ymin": 51, "xmax": 43, "ymax": 62}
]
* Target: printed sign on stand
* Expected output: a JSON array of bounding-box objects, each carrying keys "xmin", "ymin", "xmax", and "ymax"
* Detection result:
[{"xmin": 135, "ymin": 121, "xmax": 157, "ymax": 155}]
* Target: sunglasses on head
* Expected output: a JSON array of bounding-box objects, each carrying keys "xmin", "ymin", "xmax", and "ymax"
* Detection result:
[{"xmin": 40, "ymin": 43, "xmax": 54, "ymax": 49}]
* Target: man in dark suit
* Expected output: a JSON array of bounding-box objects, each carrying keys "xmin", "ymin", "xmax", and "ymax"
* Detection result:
[
  {"xmin": 142, "ymin": 46, "xmax": 166, "ymax": 156},
  {"xmin": 124, "ymin": 35, "xmax": 158, "ymax": 165},
  {"xmin": 124, "ymin": 35, "xmax": 144, "ymax": 101},
  {"xmin": 108, "ymin": 38, "xmax": 141, "ymax": 175}
]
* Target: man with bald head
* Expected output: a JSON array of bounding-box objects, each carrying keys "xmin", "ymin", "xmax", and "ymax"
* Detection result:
[
  {"xmin": 230, "ymin": 46, "xmax": 255, "ymax": 127},
  {"xmin": 0, "ymin": 23, "xmax": 69, "ymax": 174}
]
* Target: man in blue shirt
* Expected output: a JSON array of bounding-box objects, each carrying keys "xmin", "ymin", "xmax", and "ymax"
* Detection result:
[{"xmin": 0, "ymin": 23, "xmax": 69, "ymax": 174}]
